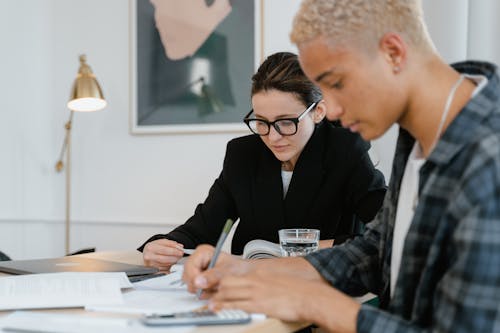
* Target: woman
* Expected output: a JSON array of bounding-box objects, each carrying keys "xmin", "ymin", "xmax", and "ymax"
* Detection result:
[{"xmin": 138, "ymin": 52, "xmax": 386, "ymax": 270}]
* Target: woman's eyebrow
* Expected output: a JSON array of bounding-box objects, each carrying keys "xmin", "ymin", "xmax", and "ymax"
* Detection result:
[{"xmin": 254, "ymin": 113, "xmax": 299, "ymax": 120}]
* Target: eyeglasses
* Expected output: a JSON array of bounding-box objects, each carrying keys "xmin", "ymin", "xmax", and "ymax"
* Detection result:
[{"xmin": 243, "ymin": 102, "xmax": 318, "ymax": 136}]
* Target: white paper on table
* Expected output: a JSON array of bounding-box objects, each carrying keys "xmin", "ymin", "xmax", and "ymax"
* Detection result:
[
  {"xmin": 0, "ymin": 272, "xmax": 127, "ymax": 310},
  {"xmin": 0, "ymin": 311, "xmax": 195, "ymax": 333},
  {"xmin": 86, "ymin": 288, "xmax": 206, "ymax": 315},
  {"xmin": 67, "ymin": 272, "xmax": 133, "ymax": 289},
  {"xmin": 132, "ymin": 269, "xmax": 185, "ymax": 291},
  {"xmin": 170, "ymin": 264, "xmax": 184, "ymax": 273}
]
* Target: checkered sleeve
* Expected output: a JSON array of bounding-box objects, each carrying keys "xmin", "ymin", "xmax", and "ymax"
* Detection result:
[
  {"xmin": 305, "ymin": 214, "xmax": 386, "ymax": 297},
  {"xmin": 357, "ymin": 142, "xmax": 500, "ymax": 332}
]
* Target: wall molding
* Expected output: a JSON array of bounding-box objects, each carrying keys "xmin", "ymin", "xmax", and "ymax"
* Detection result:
[
  {"xmin": 0, "ymin": 218, "xmax": 180, "ymax": 228},
  {"xmin": 0, "ymin": 218, "xmax": 177, "ymax": 260}
]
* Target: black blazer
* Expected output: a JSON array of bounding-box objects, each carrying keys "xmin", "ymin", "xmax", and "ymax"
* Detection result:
[{"xmin": 139, "ymin": 121, "xmax": 386, "ymax": 254}]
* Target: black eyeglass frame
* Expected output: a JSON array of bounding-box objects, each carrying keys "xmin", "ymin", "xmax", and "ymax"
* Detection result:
[{"xmin": 243, "ymin": 101, "xmax": 319, "ymax": 136}]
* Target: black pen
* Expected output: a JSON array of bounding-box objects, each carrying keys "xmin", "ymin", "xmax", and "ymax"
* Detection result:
[{"xmin": 196, "ymin": 218, "xmax": 234, "ymax": 299}]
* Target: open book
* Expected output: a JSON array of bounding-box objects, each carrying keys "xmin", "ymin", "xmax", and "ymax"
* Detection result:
[{"xmin": 242, "ymin": 239, "xmax": 282, "ymax": 259}]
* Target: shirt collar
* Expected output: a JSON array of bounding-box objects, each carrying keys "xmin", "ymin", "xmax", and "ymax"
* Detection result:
[{"xmin": 427, "ymin": 61, "xmax": 499, "ymax": 165}]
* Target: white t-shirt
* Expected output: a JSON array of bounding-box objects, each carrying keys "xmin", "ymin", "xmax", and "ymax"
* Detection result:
[
  {"xmin": 390, "ymin": 74, "xmax": 488, "ymax": 297},
  {"xmin": 281, "ymin": 170, "xmax": 293, "ymax": 198}
]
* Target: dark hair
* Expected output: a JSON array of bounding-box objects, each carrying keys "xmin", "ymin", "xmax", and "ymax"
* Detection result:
[{"xmin": 251, "ymin": 52, "xmax": 322, "ymax": 106}]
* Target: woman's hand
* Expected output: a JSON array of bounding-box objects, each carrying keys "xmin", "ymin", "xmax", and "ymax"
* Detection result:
[{"xmin": 142, "ymin": 239, "xmax": 185, "ymax": 271}]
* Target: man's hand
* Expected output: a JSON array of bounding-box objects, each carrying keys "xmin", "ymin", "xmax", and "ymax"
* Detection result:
[
  {"xmin": 182, "ymin": 244, "xmax": 251, "ymax": 298},
  {"xmin": 319, "ymin": 239, "xmax": 334, "ymax": 248},
  {"xmin": 210, "ymin": 270, "xmax": 360, "ymax": 332},
  {"xmin": 142, "ymin": 239, "xmax": 185, "ymax": 271}
]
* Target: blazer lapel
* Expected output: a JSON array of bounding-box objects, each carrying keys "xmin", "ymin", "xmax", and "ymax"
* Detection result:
[
  {"xmin": 283, "ymin": 125, "xmax": 326, "ymax": 227},
  {"xmin": 252, "ymin": 145, "xmax": 285, "ymax": 238}
]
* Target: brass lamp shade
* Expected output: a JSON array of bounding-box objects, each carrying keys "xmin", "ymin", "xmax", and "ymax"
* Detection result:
[{"xmin": 67, "ymin": 54, "xmax": 106, "ymax": 112}]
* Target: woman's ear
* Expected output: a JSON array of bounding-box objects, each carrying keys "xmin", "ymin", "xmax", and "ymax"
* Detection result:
[{"xmin": 312, "ymin": 100, "xmax": 327, "ymax": 123}]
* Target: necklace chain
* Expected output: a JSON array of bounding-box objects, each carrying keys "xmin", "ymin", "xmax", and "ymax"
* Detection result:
[{"xmin": 429, "ymin": 74, "xmax": 465, "ymax": 153}]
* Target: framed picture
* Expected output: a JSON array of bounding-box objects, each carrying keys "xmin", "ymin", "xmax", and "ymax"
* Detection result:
[{"xmin": 129, "ymin": 0, "xmax": 263, "ymax": 134}]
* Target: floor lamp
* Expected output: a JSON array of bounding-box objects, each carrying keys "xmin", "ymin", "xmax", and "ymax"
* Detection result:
[{"xmin": 55, "ymin": 54, "xmax": 106, "ymax": 255}]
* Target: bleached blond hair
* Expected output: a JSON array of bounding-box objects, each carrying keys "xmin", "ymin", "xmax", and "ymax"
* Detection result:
[{"xmin": 290, "ymin": 0, "xmax": 434, "ymax": 53}]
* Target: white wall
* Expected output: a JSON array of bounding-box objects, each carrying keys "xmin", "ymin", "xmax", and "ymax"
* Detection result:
[
  {"xmin": 1, "ymin": 0, "xmax": 497, "ymax": 259},
  {"xmin": 467, "ymin": 0, "xmax": 500, "ymax": 62},
  {"xmin": 1, "ymin": 0, "xmax": 237, "ymax": 259}
]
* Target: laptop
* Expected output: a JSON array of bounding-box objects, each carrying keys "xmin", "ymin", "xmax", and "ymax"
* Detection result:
[{"xmin": 0, "ymin": 256, "xmax": 158, "ymax": 277}]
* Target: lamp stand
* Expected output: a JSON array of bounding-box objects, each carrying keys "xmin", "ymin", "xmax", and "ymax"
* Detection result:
[
  {"xmin": 56, "ymin": 111, "xmax": 74, "ymax": 255},
  {"xmin": 56, "ymin": 54, "xmax": 106, "ymax": 255}
]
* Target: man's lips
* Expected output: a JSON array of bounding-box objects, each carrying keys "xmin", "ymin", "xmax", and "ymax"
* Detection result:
[{"xmin": 343, "ymin": 121, "xmax": 360, "ymax": 132}]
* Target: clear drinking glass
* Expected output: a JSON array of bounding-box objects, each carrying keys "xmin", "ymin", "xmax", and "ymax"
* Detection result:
[{"xmin": 278, "ymin": 229, "xmax": 320, "ymax": 257}]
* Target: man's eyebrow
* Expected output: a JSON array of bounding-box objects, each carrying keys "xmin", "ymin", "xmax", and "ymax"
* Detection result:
[{"xmin": 315, "ymin": 67, "xmax": 337, "ymax": 83}]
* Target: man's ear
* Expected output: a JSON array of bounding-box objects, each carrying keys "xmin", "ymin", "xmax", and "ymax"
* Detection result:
[
  {"xmin": 379, "ymin": 32, "xmax": 407, "ymax": 74},
  {"xmin": 313, "ymin": 100, "xmax": 327, "ymax": 123}
]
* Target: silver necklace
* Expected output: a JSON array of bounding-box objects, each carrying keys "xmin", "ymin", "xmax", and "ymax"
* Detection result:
[{"xmin": 429, "ymin": 74, "xmax": 465, "ymax": 153}]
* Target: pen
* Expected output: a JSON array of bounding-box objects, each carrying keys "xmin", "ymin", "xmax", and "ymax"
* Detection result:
[{"xmin": 196, "ymin": 218, "xmax": 234, "ymax": 299}]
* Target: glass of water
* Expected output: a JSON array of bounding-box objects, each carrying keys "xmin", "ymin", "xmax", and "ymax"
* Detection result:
[{"xmin": 278, "ymin": 229, "xmax": 320, "ymax": 257}]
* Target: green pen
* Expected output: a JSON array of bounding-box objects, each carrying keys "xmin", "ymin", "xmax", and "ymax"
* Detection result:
[{"xmin": 196, "ymin": 218, "xmax": 234, "ymax": 299}]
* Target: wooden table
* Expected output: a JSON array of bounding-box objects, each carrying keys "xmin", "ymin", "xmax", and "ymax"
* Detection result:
[{"xmin": 0, "ymin": 250, "xmax": 308, "ymax": 333}]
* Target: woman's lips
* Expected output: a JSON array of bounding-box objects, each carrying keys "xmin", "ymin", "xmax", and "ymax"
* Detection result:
[{"xmin": 272, "ymin": 145, "xmax": 288, "ymax": 152}]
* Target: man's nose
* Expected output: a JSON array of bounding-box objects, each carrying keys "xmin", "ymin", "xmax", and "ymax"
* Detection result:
[{"xmin": 324, "ymin": 96, "xmax": 344, "ymax": 120}]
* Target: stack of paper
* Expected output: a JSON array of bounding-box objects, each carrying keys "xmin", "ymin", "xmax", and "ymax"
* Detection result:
[
  {"xmin": 0, "ymin": 272, "xmax": 131, "ymax": 310},
  {"xmin": 86, "ymin": 268, "xmax": 207, "ymax": 315},
  {"xmin": 0, "ymin": 312, "xmax": 194, "ymax": 333}
]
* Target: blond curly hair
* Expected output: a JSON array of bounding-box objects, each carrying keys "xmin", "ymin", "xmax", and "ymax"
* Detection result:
[{"xmin": 290, "ymin": 0, "xmax": 434, "ymax": 52}]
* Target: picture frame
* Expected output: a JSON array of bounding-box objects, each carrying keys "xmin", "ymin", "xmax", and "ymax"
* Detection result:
[{"xmin": 129, "ymin": 0, "xmax": 263, "ymax": 134}]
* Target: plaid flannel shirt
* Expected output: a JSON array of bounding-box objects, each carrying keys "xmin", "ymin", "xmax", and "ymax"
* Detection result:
[{"xmin": 306, "ymin": 61, "xmax": 500, "ymax": 332}]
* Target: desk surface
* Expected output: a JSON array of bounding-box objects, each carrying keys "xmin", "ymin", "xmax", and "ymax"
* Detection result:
[{"xmin": 0, "ymin": 251, "xmax": 308, "ymax": 333}]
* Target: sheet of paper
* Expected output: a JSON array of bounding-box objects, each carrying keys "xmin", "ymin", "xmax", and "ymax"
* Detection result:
[
  {"xmin": 86, "ymin": 264, "xmax": 207, "ymax": 315},
  {"xmin": 0, "ymin": 312, "xmax": 195, "ymax": 333},
  {"xmin": 132, "ymin": 268, "xmax": 185, "ymax": 291},
  {"xmin": 86, "ymin": 288, "xmax": 207, "ymax": 315},
  {"xmin": 64, "ymin": 272, "xmax": 133, "ymax": 289},
  {"xmin": 0, "ymin": 272, "xmax": 127, "ymax": 310},
  {"xmin": 87, "ymin": 266, "xmax": 207, "ymax": 314}
]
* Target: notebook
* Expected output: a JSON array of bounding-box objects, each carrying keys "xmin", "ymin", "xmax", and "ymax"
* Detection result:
[{"xmin": 0, "ymin": 256, "xmax": 158, "ymax": 277}]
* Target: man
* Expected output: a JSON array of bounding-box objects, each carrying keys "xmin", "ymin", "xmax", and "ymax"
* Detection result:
[{"xmin": 183, "ymin": 0, "xmax": 500, "ymax": 331}]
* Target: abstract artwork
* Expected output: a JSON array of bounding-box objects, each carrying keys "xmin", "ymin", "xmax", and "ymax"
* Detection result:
[{"xmin": 130, "ymin": 0, "xmax": 259, "ymax": 133}]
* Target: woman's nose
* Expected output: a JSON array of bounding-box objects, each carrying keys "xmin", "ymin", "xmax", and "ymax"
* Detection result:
[{"xmin": 268, "ymin": 125, "xmax": 283, "ymax": 141}]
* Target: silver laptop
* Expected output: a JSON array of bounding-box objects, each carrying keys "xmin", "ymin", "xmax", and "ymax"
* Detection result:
[{"xmin": 0, "ymin": 256, "xmax": 158, "ymax": 277}]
